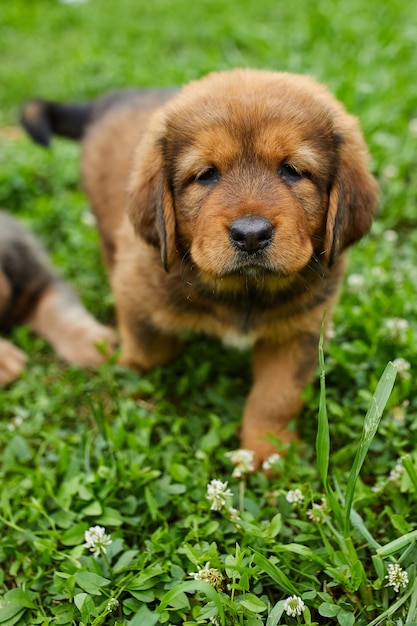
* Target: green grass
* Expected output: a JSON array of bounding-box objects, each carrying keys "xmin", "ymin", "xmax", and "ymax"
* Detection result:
[{"xmin": 1, "ymin": 0, "xmax": 417, "ymax": 624}]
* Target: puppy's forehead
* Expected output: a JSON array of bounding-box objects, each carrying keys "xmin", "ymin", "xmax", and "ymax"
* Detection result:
[
  {"xmin": 172, "ymin": 123, "xmax": 327, "ymax": 176},
  {"xmin": 163, "ymin": 71, "xmax": 338, "ymax": 163},
  {"xmin": 166, "ymin": 108, "xmax": 335, "ymax": 181}
]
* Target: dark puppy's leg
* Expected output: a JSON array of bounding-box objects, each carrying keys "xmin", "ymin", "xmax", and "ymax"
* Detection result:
[
  {"xmin": 0, "ymin": 269, "xmax": 27, "ymax": 384},
  {"xmin": 0, "ymin": 212, "xmax": 116, "ymax": 378},
  {"xmin": 240, "ymin": 333, "xmax": 320, "ymax": 465},
  {"xmin": 27, "ymin": 279, "xmax": 116, "ymax": 367}
]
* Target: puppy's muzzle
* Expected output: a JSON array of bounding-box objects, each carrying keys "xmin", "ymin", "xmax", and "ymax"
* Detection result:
[{"xmin": 229, "ymin": 216, "xmax": 273, "ymax": 254}]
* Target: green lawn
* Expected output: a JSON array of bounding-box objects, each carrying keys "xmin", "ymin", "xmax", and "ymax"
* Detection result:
[{"xmin": 1, "ymin": 0, "xmax": 417, "ymax": 624}]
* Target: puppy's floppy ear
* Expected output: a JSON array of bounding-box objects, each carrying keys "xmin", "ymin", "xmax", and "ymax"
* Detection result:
[
  {"xmin": 128, "ymin": 112, "xmax": 176, "ymax": 272},
  {"xmin": 325, "ymin": 120, "xmax": 379, "ymax": 266}
]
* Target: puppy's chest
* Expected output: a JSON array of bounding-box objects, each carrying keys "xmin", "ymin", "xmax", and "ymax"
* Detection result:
[
  {"xmin": 160, "ymin": 278, "xmax": 321, "ymax": 344},
  {"xmin": 165, "ymin": 296, "xmax": 268, "ymax": 347}
]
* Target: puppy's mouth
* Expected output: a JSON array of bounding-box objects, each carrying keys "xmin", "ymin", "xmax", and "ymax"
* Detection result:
[
  {"xmin": 226, "ymin": 251, "xmax": 279, "ymax": 276},
  {"xmin": 195, "ymin": 254, "xmax": 300, "ymax": 296}
]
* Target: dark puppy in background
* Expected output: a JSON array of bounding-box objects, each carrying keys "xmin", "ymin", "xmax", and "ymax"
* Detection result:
[
  {"xmin": 0, "ymin": 211, "xmax": 115, "ymax": 385},
  {"xmin": 21, "ymin": 69, "xmax": 378, "ymax": 463}
]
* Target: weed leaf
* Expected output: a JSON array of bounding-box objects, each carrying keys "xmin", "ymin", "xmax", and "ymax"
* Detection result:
[{"xmin": 157, "ymin": 580, "xmax": 225, "ymax": 625}]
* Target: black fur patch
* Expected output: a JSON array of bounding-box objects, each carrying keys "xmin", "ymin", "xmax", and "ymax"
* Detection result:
[{"xmin": 0, "ymin": 212, "xmax": 55, "ymax": 330}]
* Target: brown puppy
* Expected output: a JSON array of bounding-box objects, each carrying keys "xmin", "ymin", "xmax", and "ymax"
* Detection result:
[
  {"xmin": 21, "ymin": 69, "xmax": 378, "ymax": 462},
  {"xmin": 0, "ymin": 211, "xmax": 115, "ymax": 385}
]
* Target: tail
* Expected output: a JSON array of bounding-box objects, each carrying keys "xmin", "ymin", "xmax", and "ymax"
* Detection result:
[{"xmin": 20, "ymin": 98, "xmax": 92, "ymax": 147}]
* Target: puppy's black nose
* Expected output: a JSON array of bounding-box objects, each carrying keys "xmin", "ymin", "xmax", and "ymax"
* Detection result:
[{"xmin": 229, "ymin": 216, "xmax": 273, "ymax": 254}]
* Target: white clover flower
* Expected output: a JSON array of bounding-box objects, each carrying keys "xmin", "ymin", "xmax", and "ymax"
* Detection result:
[
  {"xmin": 209, "ymin": 618, "xmax": 220, "ymax": 626},
  {"xmin": 382, "ymin": 164, "xmax": 398, "ymax": 180},
  {"xmin": 389, "ymin": 460, "xmax": 405, "ymax": 484},
  {"xmin": 206, "ymin": 479, "xmax": 233, "ymax": 511},
  {"xmin": 84, "ymin": 525, "xmax": 112, "ymax": 557},
  {"xmin": 385, "ymin": 318, "xmax": 409, "ymax": 342},
  {"xmin": 347, "ymin": 273, "xmax": 365, "ymax": 292},
  {"xmin": 391, "ymin": 399, "xmax": 409, "ymax": 423},
  {"xmin": 7, "ymin": 414, "xmax": 24, "ymax": 432},
  {"xmin": 189, "ymin": 562, "xmax": 224, "ymax": 591},
  {"xmin": 371, "ymin": 267, "xmax": 385, "ymax": 279},
  {"xmin": 409, "ymin": 118, "xmax": 417, "ymax": 137},
  {"xmin": 106, "ymin": 598, "xmax": 119, "ymax": 612},
  {"xmin": 286, "ymin": 488, "xmax": 304, "ymax": 505},
  {"xmin": 371, "ymin": 479, "xmax": 385, "ymax": 493},
  {"xmin": 228, "ymin": 506, "xmax": 241, "ymax": 521},
  {"xmin": 225, "ymin": 448, "xmax": 255, "ymax": 477},
  {"xmin": 81, "ymin": 211, "xmax": 96, "ymax": 226},
  {"xmin": 384, "ymin": 229, "xmax": 399, "ymax": 243},
  {"xmin": 283, "ymin": 595, "xmax": 305, "ymax": 617},
  {"xmin": 307, "ymin": 505, "xmax": 324, "ymax": 523},
  {"xmin": 307, "ymin": 498, "xmax": 327, "ymax": 523},
  {"xmin": 392, "ymin": 358, "xmax": 411, "ymax": 379},
  {"xmin": 385, "ymin": 563, "xmax": 409, "ymax": 592},
  {"xmin": 262, "ymin": 453, "xmax": 281, "ymax": 471}
]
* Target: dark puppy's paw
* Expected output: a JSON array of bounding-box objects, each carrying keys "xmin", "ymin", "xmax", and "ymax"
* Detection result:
[{"xmin": 0, "ymin": 338, "xmax": 27, "ymax": 385}]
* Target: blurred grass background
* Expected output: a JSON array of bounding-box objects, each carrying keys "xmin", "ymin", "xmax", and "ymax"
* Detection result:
[
  {"xmin": 1, "ymin": 1, "xmax": 417, "ymax": 623},
  {"xmin": 1, "ymin": 0, "xmax": 417, "ymax": 126}
]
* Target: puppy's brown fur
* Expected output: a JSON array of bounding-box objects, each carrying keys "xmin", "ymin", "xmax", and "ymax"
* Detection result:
[
  {"xmin": 21, "ymin": 69, "xmax": 378, "ymax": 462},
  {"xmin": 0, "ymin": 211, "xmax": 115, "ymax": 384}
]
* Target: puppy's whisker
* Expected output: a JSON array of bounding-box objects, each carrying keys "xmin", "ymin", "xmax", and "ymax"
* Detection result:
[
  {"xmin": 306, "ymin": 261, "xmax": 326, "ymax": 282},
  {"xmin": 310, "ymin": 234, "xmax": 325, "ymax": 244},
  {"xmin": 179, "ymin": 252, "xmax": 195, "ymax": 287},
  {"xmin": 310, "ymin": 252, "xmax": 322, "ymax": 265}
]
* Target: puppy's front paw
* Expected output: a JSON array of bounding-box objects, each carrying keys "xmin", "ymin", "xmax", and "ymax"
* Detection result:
[
  {"xmin": 240, "ymin": 427, "xmax": 298, "ymax": 470},
  {"xmin": 0, "ymin": 338, "xmax": 27, "ymax": 385}
]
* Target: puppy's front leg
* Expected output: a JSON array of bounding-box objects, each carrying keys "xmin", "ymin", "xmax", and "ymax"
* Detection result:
[
  {"xmin": 117, "ymin": 314, "xmax": 182, "ymax": 372},
  {"xmin": 111, "ymin": 252, "xmax": 183, "ymax": 371},
  {"xmin": 241, "ymin": 334, "xmax": 319, "ymax": 465}
]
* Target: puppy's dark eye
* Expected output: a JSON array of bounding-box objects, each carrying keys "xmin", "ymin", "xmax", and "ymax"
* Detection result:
[
  {"xmin": 279, "ymin": 162, "xmax": 303, "ymax": 183},
  {"xmin": 195, "ymin": 167, "xmax": 220, "ymax": 186}
]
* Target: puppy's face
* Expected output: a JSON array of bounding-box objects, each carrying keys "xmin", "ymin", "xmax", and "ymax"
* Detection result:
[
  {"xmin": 129, "ymin": 70, "xmax": 378, "ymax": 289},
  {"xmin": 169, "ymin": 102, "xmax": 337, "ymax": 283}
]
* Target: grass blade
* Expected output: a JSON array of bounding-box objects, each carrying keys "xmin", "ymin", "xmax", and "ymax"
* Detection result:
[
  {"xmin": 402, "ymin": 454, "xmax": 417, "ymax": 493},
  {"xmin": 253, "ymin": 552, "xmax": 300, "ymax": 595},
  {"xmin": 350, "ymin": 508, "xmax": 382, "ymax": 551},
  {"xmin": 316, "ymin": 319, "xmax": 330, "ymax": 490},
  {"xmin": 315, "ymin": 323, "xmax": 344, "ymax": 528},
  {"xmin": 376, "ymin": 529, "xmax": 417, "ymax": 557},
  {"xmin": 343, "ymin": 362, "xmax": 397, "ymax": 536}
]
